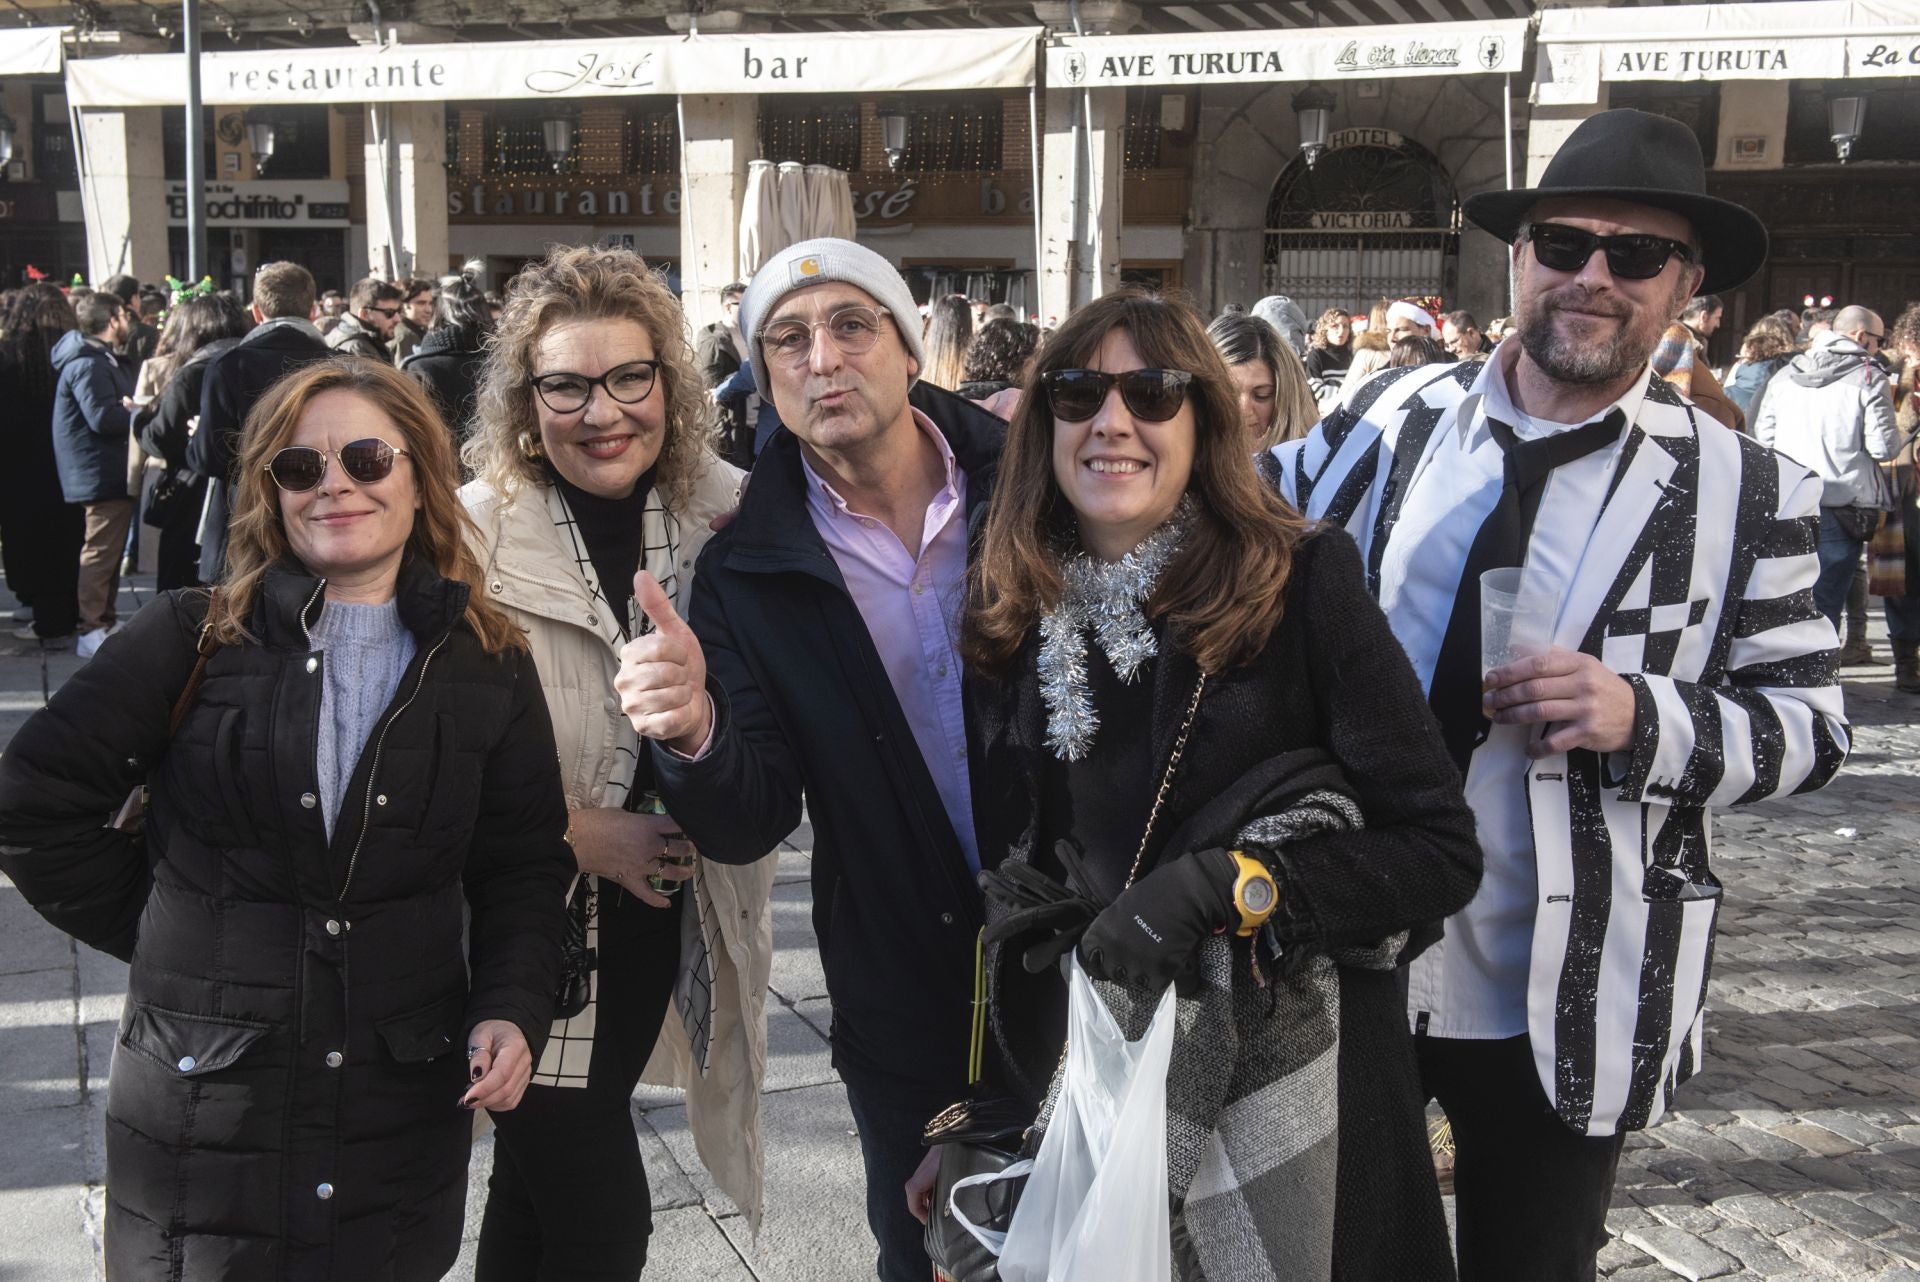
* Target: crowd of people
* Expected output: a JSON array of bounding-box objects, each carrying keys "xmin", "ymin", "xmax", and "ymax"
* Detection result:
[{"xmin": 0, "ymin": 105, "xmax": 1889, "ymax": 1282}]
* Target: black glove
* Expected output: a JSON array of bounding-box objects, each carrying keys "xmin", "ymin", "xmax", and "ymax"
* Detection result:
[
  {"xmin": 1077, "ymin": 847, "xmax": 1238, "ymax": 995},
  {"xmin": 981, "ymin": 844, "xmax": 1105, "ymax": 975}
]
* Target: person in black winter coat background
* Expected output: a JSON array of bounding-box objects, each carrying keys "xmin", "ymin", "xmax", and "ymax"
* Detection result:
[
  {"xmin": 132, "ymin": 292, "xmax": 253, "ymax": 590},
  {"xmin": 190, "ymin": 261, "xmax": 332, "ymax": 581},
  {"xmin": 0, "ymin": 357, "xmax": 573, "ymax": 1282},
  {"xmin": 0, "ymin": 283, "xmax": 86, "ymax": 643},
  {"xmin": 402, "ymin": 275, "xmax": 493, "ymax": 453}
]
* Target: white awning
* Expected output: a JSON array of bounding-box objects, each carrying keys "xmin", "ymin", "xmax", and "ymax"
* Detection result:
[
  {"xmin": 1538, "ymin": 1, "xmax": 1920, "ymax": 105},
  {"xmin": 0, "ymin": 26, "xmax": 64, "ymax": 77},
  {"xmin": 1044, "ymin": 19, "xmax": 1528, "ymax": 88},
  {"xmin": 64, "ymin": 26, "xmax": 1041, "ymax": 108}
]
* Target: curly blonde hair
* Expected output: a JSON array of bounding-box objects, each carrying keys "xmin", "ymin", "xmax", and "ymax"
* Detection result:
[
  {"xmin": 211, "ymin": 357, "xmax": 524, "ymax": 654},
  {"xmin": 462, "ymin": 245, "xmax": 717, "ymax": 508}
]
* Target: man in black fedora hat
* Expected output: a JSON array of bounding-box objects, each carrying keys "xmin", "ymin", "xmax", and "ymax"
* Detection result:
[{"xmin": 1271, "ymin": 109, "xmax": 1848, "ymax": 1279}]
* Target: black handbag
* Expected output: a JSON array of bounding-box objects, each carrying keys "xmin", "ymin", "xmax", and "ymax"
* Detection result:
[
  {"xmin": 922, "ymin": 1096, "xmax": 1034, "ymax": 1282},
  {"xmin": 143, "ymin": 466, "xmax": 202, "ymax": 530},
  {"xmin": 553, "ymin": 876, "xmax": 598, "ymax": 1021}
]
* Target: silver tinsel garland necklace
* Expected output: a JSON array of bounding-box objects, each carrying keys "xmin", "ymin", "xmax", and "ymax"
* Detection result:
[{"xmin": 1038, "ymin": 497, "xmax": 1194, "ymax": 761}]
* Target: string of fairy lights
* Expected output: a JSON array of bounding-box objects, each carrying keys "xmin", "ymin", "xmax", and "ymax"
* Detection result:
[{"xmin": 433, "ymin": 92, "xmax": 1163, "ymax": 190}]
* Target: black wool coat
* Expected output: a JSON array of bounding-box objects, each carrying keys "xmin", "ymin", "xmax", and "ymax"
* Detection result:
[
  {"xmin": 0, "ymin": 558, "xmax": 573, "ymax": 1282},
  {"xmin": 971, "ymin": 527, "xmax": 1483, "ymax": 1282},
  {"xmin": 651, "ymin": 383, "xmax": 1005, "ymax": 1092}
]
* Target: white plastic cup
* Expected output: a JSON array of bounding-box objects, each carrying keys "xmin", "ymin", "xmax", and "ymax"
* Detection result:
[{"xmin": 1481, "ymin": 567, "xmax": 1561, "ymax": 677}]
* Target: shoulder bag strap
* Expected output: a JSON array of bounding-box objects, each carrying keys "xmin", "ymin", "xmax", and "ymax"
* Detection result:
[{"xmin": 166, "ymin": 587, "xmax": 222, "ymax": 740}]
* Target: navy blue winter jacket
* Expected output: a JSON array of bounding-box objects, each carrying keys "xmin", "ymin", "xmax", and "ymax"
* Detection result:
[{"xmin": 50, "ymin": 329, "xmax": 134, "ymax": 505}]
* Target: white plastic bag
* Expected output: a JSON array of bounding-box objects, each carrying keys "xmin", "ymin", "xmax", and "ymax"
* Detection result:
[{"xmin": 995, "ymin": 957, "xmax": 1177, "ymax": 1282}]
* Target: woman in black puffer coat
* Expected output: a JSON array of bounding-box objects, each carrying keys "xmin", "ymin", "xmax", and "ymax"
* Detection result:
[{"xmin": 0, "ymin": 357, "xmax": 573, "ymax": 1282}]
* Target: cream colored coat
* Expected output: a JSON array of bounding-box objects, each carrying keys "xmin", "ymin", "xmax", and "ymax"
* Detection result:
[{"xmin": 461, "ymin": 458, "xmax": 776, "ymax": 1232}]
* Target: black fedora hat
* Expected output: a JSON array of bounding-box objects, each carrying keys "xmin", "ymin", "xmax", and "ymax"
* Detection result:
[{"xmin": 1464, "ymin": 108, "xmax": 1768, "ymax": 295}]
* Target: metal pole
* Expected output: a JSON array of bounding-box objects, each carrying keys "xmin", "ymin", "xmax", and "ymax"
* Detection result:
[
  {"xmin": 1502, "ymin": 73, "xmax": 1514, "ymax": 191},
  {"xmin": 184, "ymin": 0, "xmax": 207, "ymax": 282},
  {"xmin": 1028, "ymin": 83, "xmax": 1042, "ymax": 319}
]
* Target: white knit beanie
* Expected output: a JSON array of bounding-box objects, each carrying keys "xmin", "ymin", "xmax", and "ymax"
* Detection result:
[{"xmin": 738, "ymin": 238, "xmax": 923, "ymax": 401}]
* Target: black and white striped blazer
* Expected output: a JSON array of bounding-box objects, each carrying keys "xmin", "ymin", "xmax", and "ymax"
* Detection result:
[{"xmin": 1271, "ymin": 361, "xmax": 1850, "ymax": 1136}]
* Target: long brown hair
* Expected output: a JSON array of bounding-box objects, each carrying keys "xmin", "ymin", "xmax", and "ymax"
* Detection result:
[
  {"xmin": 964, "ymin": 290, "xmax": 1308, "ymax": 676},
  {"xmin": 210, "ymin": 357, "xmax": 525, "ymax": 653}
]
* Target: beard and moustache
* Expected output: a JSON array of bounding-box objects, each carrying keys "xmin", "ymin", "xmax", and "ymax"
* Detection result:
[{"xmin": 1510, "ymin": 258, "xmax": 1693, "ymax": 387}]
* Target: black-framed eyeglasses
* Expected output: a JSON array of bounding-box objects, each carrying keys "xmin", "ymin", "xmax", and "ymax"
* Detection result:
[
  {"xmin": 265, "ymin": 437, "xmax": 410, "ymax": 493},
  {"xmin": 369, "ymin": 305, "xmax": 402, "ymax": 319},
  {"xmin": 1041, "ymin": 368, "xmax": 1194, "ymax": 423},
  {"xmin": 758, "ymin": 306, "xmax": 893, "ymax": 365},
  {"xmin": 530, "ymin": 359, "xmax": 663, "ymax": 414},
  {"xmin": 1525, "ymin": 223, "xmax": 1696, "ymax": 281}
]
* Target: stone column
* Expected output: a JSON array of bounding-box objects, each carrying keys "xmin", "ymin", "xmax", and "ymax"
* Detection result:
[
  {"xmin": 1038, "ymin": 85, "xmax": 1126, "ymax": 323},
  {"xmin": 362, "ymin": 101, "xmax": 448, "ymax": 281},
  {"xmin": 1715, "ymin": 81, "xmax": 1789, "ymax": 171},
  {"xmin": 76, "ymin": 107, "xmax": 168, "ymax": 285},
  {"xmin": 677, "ymin": 94, "xmax": 757, "ymax": 332}
]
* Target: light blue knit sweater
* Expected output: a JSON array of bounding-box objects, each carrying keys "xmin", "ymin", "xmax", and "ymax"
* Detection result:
[{"xmin": 311, "ymin": 600, "xmax": 416, "ymax": 840}]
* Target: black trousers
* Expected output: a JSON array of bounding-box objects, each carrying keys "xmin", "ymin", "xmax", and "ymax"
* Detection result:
[
  {"xmin": 839, "ymin": 1058, "xmax": 960, "ymax": 1282},
  {"xmin": 477, "ymin": 883, "xmax": 682, "ymax": 1281},
  {"xmin": 1417, "ymin": 1034, "xmax": 1626, "ymax": 1282},
  {"xmin": 3, "ymin": 497, "xmax": 84, "ymax": 638}
]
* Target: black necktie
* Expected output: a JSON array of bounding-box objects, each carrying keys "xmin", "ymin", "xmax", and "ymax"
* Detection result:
[{"xmin": 1428, "ymin": 408, "xmax": 1628, "ymax": 778}]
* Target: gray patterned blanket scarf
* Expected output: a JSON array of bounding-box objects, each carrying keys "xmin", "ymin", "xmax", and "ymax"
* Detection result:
[{"xmin": 1032, "ymin": 765, "xmax": 1402, "ymax": 1282}]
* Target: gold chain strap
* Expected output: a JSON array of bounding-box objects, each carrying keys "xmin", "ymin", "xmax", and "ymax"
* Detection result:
[
  {"xmin": 1123, "ymin": 670, "xmax": 1208, "ymax": 891},
  {"xmin": 1026, "ymin": 670, "xmax": 1208, "ymax": 1102}
]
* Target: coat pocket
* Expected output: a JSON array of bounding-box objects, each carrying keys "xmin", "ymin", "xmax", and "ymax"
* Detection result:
[
  {"xmin": 374, "ymin": 989, "xmax": 467, "ymax": 1064},
  {"xmin": 120, "ymin": 1002, "xmax": 270, "ymax": 1077}
]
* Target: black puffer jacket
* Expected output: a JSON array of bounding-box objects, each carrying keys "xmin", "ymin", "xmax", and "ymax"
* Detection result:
[{"xmin": 0, "ymin": 557, "xmax": 573, "ymax": 1282}]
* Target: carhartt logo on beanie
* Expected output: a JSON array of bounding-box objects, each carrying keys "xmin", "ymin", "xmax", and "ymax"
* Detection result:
[{"xmin": 740, "ymin": 237, "xmax": 924, "ymax": 402}]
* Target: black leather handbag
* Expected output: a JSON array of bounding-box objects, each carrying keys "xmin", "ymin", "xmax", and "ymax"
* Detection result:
[{"xmin": 922, "ymin": 1096, "xmax": 1034, "ymax": 1282}]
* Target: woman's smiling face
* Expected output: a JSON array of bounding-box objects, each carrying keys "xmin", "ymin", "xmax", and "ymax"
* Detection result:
[
  {"xmin": 1050, "ymin": 326, "xmax": 1196, "ymax": 562},
  {"xmin": 532, "ymin": 317, "xmax": 666, "ymax": 499},
  {"xmin": 276, "ymin": 389, "xmax": 420, "ymax": 586}
]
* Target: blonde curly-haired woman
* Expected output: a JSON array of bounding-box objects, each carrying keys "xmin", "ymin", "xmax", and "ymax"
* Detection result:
[{"xmin": 460, "ymin": 245, "xmax": 772, "ymax": 1279}]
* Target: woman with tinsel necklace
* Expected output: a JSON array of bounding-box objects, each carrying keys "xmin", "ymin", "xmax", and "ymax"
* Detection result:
[{"xmin": 935, "ymin": 290, "xmax": 1483, "ymax": 1280}]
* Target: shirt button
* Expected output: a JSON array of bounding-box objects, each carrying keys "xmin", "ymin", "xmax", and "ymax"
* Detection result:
[
  {"xmin": 604, "ymin": 696, "xmax": 619, "ymax": 713},
  {"xmin": 325, "ymin": 919, "xmax": 342, "ymax": 936},
  {"xmin": 937, "ymin": 663, "xmax": 948, "ymax": 678},
  {"xmin": 913, "ymin": 582, "xmax": 926, "ymax": 596},
  {"xmin": 177, "ymin": 1055, "xmax": 196, "ymax": 1072},
  {"xmin": 316, "ymin": 1183, "xmax": 334, "ymax": 1200},
  {"xmin": 325, "ymin": 1051, "xmax": 343, "ymax": 1068},
  {"xmin": 300, "ymin": 792, "xmax": 318, "ymax": 809},
  {"xmin": 305, "ymin": 656, "xmax": 319, "ymax": 674},
  {"xmin": 861, "ymin": 519, "xmax": 877, "ymax": 529},
  {"xmin": 587, "ymin": 613, "xmax": 599, "ymax": 627}
]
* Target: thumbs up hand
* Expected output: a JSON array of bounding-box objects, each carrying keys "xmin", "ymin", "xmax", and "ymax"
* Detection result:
[{"xmin": 616, "ymin": 571, "xmax": 712, "ymax": 757}]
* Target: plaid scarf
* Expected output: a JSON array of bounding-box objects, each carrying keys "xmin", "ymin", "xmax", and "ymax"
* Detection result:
[{"xmin": 1031, "ymin": 784, "xmax": 1402, "ymax": 1282}]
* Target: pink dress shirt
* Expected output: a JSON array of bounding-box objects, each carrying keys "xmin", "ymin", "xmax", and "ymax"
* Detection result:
[{"xmin": 799, "ymin": 409, "xmax": 980, "ymax": 872}]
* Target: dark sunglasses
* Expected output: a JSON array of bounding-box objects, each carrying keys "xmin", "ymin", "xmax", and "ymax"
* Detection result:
[
  {"xmin": 1042, "ymin": 368, "xmax": 1194, "ymax": 423},
  {"xmin": 1525, "ymin": 223, "xmax": 1696, "ymax": 281},
  {"xmin": 265, "ymin": 437, "xmax": 409, "ymax": 493}
]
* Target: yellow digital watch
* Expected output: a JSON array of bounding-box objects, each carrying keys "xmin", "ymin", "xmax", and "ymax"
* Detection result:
[{"xmin": 1230, "ymin": 850, "xmax": 1279, "ymax": 937}]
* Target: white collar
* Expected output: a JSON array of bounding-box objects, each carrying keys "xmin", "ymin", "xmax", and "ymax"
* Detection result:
[{"xmin": 1456, "ymin": 342, "xmax": 1654, "ymax": 449}]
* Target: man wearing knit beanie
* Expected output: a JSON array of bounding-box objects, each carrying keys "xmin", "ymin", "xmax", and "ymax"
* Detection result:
[{"xmin": 621, "ymin": 238, "xmax": 1006, "ymax": 1281}]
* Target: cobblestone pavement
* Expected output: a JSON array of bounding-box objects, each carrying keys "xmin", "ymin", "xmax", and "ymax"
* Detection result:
[{"xmin": 0, "ymin": 580, "xmax": 1916, "ymax": 1279}]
